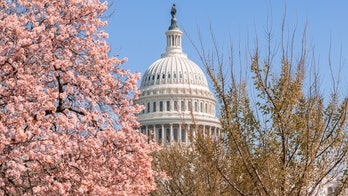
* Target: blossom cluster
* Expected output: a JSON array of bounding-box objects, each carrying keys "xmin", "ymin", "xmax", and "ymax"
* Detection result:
[{"xmin": 0, "ymin": 0, "xmax": 159, "ymax": 195}]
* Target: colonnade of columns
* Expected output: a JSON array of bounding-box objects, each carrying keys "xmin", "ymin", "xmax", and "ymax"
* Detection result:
[{"xmin": 140, "ymin": 123, "xmax": 221, "ymax": 145}]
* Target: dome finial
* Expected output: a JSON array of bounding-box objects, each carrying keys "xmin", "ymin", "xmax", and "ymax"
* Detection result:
[
  {"xmin": 171, "ymin": 4, "xmax": 176, "ymax": 18},
  {"xmin": 169, "ymin": 4, "xmax": 178, "ymax": 30}
]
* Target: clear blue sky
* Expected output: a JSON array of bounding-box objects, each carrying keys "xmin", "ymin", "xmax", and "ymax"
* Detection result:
[{"xmin": 104, "ymin": 0, "xmax": 348, "ymax": 94}]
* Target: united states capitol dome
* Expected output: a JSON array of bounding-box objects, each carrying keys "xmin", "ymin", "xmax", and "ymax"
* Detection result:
[
  {"xmin": 140, "ymin": 55, "xmax": 209, "ymax": 90},
  {"xmin": 135, "ymin": 5, "xmax": 221, "ymax": 145}
]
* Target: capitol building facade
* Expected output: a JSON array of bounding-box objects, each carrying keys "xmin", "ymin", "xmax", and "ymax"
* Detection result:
[{"xmin": 135, "ymin": 7, "xmax": 221, "ymax": 145}]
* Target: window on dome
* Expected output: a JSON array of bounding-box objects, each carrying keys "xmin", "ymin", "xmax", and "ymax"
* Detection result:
[
  {"xmin": 159, "ymin": 129, "xmax": 162, "ymax": 141},
  {"xmin": 194, "ymin": 102, "xmax": 198, "ymax": 112},
  {"xmin": 173, "ymin": 128, "xmax": 178, "ymax": 142},
  {"xmin": 174, "ymin": 73, "xmax": 177, "ymax": 78},
  {"xmin": 157, "ymin": 75, "xmax": 160, "ymax": 79},
  {"xmin": 200, "ymin": 102, "xmax": 203, "ymax": 112},
  {"xmin": 181, "ymin": 129, "xmax": 185, "ymax": 142},
  {"xmin": 167, "ymin": 101, "xmax": 170, "ymax": 111},
  {"xmin": 162, "ymin": 74, "xmax": 165, "ymax": 79},
  {"xmin": 168, "ymin": 74, "xmax": 171, "ymax": 78},
  {"xmin": 152, "ymin": 75, "xmax": 155, "ymax": 80},
  {"xmin": 328, "ymin": 187, "xmax": 334, "ymax": 195},
  {"xmin": 180, "ymin": 73, "xmax": 182, "ymax": 78},
  {"xmin": 166, "ymin": 129, "xmax": 170, "ymax": 142},
  {"xmin": 181, "ymin": 100, "xmax": 185, "ymax": 111},
  {"xmin": 174, "ymin": 101, "xmax": 178, "ymax": 111},
  {"xmin": 153, "ymin": 102, "xmax": 156, "ymax": 112},
  {"xmin": 188, "ymin": 101, "xmax": 192, "ymax": 111},
  {"xmin": 159, "ymin": 101, "xmax": 163, "ymax": 112},
  {"xmin": 205, "ymin": 103, "xmax": 207, "ymax": 113},
  {"xmin": 147, "ymin": 103, "xmax": 150, "ymax": 113}
]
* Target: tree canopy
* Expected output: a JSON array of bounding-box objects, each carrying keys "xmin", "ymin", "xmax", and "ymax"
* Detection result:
[
  {"xmin": 152, "ymin": 22, "xmax": 348, "ymax": 195},
  {"xmin": 0, "ymin": 0, "xmax": 159, "ymax": 195}
]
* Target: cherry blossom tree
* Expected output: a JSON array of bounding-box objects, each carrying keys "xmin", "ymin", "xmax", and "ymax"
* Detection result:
[{"xmin": 0, "ymin": 0, "xmax": 159, "ymax": 195}]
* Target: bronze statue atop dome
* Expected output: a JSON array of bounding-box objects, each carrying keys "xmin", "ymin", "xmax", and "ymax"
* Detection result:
[
  {"xmin": 171, "ymin": 4, "xmax": 176, "ymax": 18},
  {"xmin": 169, "ymin": 4, "xmax": 178, "ymax": 30}
]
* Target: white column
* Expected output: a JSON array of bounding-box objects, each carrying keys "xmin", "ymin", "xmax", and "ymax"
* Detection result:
[
  {"xmin": 187, "ymin": 124, "xmax": 190, "ymax": 144},
  {"xmin": 145, "ymin": 125, "xmax": 149, "ymax": 142},
  {"xmin": 214, "ymin": 127, "xmax": 217, "ymax": 137},
  {"xmin": 161, "ymin": 124, "xmax": 165, "ymax": 145},
  {"xmin": 178, "ymin": 124, "xmax": 182, "ymax": 143},
  {"xmin": 170, "ymin": 124, "xmax": 173, "ymax": 143},
  {"xmin": 153, "ymin": 125, "xmax": 157, "ymax": 141}
]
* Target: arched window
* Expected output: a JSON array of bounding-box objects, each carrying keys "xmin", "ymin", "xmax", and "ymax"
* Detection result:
[
  {"xmin": 147, "ymin": 103, "xmax": 150, "ymax": 113},
  {"xmin": 173, "ymin": 128, "xmax": 178, "ymax": 142},
  {"xmin": 181, "ymin": 100, "xmax": 185, "ymax": 111},
  {"xmin": 174, "ymin": 101, "xmax": 178, "ymax": 111},
  {"xmin": 194, "ymin": 102, "xmax": 198, "ymax": 112},
  {"xmin": 205, "ymin": 103, "xmax": 207, "ymax": 113},
  {"xmin": 167, "ymin": 101, "xmax": 170, "ymax": 111},
  {"xmin": 181, "ymin": 129, "xmax": 185, "ymax": 142},
  {"xmin": 158, "ymin": 129, "xmax": 162, "ymax": 143},
  {"xmin": 328, "ymin": 187, "xmax": 334, "ymax": 195},
  {"xmin": 159, "ymin": 101, "xmax": 163, "ymax": 112},
  {"xmin": 166, "ymin": 129, "xmax": 170, "ymax": 143},
  {"xmin": 200, "ymin": 102, "xmax": 203, "ymax": 112},
  {"xmin": 153, "ymin": 102, "xmax": 156, "ymax": 112}
]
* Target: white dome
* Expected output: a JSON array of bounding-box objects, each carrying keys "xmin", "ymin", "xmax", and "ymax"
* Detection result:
[{"xmin": 140, "ymin": 55, "xmax": 209, "ymax": 89}]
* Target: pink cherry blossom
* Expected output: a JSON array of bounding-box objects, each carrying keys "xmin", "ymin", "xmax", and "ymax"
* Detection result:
[{"xmin": 0, "ymin": 0, "xmax": 161, "ymax": 195}]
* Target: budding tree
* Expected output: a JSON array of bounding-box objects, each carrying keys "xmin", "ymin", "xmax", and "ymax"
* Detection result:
[
  {"xmin": 153, "ymin": 22, "xmax": 348, "ymax": 195},
  {"xmin": 0, "ymin": 0, "xmax": 158, "ymax": 195}
]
